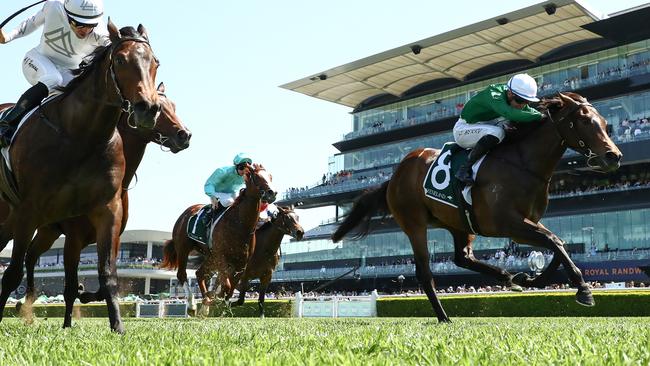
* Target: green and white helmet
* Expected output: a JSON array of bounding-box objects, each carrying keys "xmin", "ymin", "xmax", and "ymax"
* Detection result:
[{"xmin": 233, "ymin": 153, "xmax": 253, "ymax": 166}]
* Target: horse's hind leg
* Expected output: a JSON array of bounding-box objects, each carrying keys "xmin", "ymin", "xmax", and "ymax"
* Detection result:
[
  {"xmin": 449, "ymin": 229, "xmax": 517, "ymax": 287},
  {"xmin": 510, "ymin": 220, "xmax": 593, "ymax": 306},
  {"xmin": 257, "ymin": 274, "xmax": 272, "ymax": 318},
  {"xmin": 405, "ymin": 225, "xmax": 450, "ymax": 322},
  {"xmin": 233, "ymin": 277, "xmax": 248, "ymax": 307}
]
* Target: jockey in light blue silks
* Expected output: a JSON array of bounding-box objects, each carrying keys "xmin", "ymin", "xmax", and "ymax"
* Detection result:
[
  {"xmin": 0, "ymin": 0, "xmax": 109, "ymax": 147},
  {"xmin": 204, "ymin": 152, "xmax": 277, "ymax": 225}
]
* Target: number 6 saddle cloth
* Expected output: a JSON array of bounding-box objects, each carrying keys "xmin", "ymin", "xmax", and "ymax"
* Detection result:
[{"xmin": 423, "ymin": 142, "xmax": 485, "ymax": 234}]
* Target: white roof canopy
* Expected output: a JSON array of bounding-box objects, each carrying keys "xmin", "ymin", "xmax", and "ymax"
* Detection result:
[{"xmin": 281, "ymin": 0, "xmax": 603, "ymax": 108}]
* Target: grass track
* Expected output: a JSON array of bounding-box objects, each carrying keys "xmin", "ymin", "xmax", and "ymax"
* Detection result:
[{"xmin": 0, "ymin": 317, "xmax": 648, "ymax": 365}]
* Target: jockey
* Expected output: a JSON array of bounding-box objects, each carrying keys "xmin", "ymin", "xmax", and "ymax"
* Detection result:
[
  {"xmin": 256, "ymin": 201, "xmax": 278, "ymax": 229},
  {"xmin": 204, "ymin": 153, "xmax": 253, "ymax": 214},
  {"xmin": 453, "ymin": 73, "xmax": 542, "ymax": 185},
  {"xmin": 0, "ymin": 0, "xmax": 109, "ymax": 148}
]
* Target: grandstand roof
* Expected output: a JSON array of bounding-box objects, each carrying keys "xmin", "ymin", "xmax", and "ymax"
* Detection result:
[{"xmin": 280, "ymin": 0, "xmax": 603, "ymax": 108}]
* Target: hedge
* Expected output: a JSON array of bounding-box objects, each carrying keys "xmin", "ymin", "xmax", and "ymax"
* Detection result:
[
  {"xmin": 377, "ymin": 291, "xmax": 650, "ymax": 317},
  {"xmin": 4, "ymin": 291, "xmax": 650, "ymax": 318},
  {"xmin": 2, "ymin": 300, "xmax": 292, "ymax": 318}
]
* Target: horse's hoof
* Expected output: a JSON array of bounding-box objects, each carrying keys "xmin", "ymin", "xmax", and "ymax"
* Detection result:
[
  {"xmin": 202, "ymin": 297, "xmax": 214, "ymax": 306},
  {"xmin": 15, "ymin": 302, "xmax": 22, "ymax": 312},
  {"xmin": 576, "ymin": 289, "xmax": 595, "ymax": 307},
  {"xmin": 511, "ymin": 272, "xmax": 531, "ymax": 286},
  {"xmin": 439, "ymin": 317, "xmax": 452, "ymax": 324},
  {"xmin": 78, "ymin": 292, "xmax": 95, "ymax": 304},
  {"xmin": 510, "ymin": 284, "xmax": 523, "ymax": 292}
]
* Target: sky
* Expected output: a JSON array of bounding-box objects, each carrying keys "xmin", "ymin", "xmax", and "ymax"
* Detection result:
[{"xmin": 0, "ymin": 0, "xmax": 648, "ymax": 233}]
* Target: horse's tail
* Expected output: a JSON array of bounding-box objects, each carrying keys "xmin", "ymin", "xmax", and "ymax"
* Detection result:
[
  {"xmin": 332, "ymin": 181, "xmax": 390, "ymax": 242},
  {"xmin": 160, "ymin": 239, "xmax": 178, "ymax": 270}
]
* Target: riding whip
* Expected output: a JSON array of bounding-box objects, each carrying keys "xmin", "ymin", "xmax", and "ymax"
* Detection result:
[{"xmin": 0, "ymin": 0, "xmax": 46, "ymax": 29}]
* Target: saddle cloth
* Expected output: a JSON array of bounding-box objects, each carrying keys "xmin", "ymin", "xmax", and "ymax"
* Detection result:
[
  {"xmin": 423, "ymin": 142, "xmax": 486, "ymax": 234},
  {"xmin": 187, "ymin": 204, "xmax": 229, "ymax": 247}
]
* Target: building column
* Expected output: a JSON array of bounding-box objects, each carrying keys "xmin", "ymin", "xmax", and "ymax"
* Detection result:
[
  {"xmin": 144, "ymin": 276, "xmax": 151, "ymax": 295},
  {"xmin": 146, "ymin": 241, "xmax": 153, "ymax": 259}
]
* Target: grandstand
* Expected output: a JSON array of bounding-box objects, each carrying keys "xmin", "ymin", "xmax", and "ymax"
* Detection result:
[{"xmin": 275, "ymin": 0, "xmax": 650, "ymax": 292}]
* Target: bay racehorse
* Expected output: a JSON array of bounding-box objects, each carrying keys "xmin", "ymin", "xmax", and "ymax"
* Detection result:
[
  {"xmin": 161, "ymin": 164, "xmax": 276, "ymax": 311},
  {"xmin": 0, "ymin": 22, "xmax": 160, "ymax": 333},
  {"xmin": 10, "ymin": 82, "xmax": 190, "ymax": 329},
  {"xmin": 231, "ymin": 205, "xmax": 304, "ymax": 317},
  {"xmin": 332, "ymin": 92, "xmax": 622, "ymax": 322}
]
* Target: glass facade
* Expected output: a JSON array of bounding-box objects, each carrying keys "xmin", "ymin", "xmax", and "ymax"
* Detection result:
[{"xmin": 281, "ymin": 208, "xmax": 650, "ymax": 266}]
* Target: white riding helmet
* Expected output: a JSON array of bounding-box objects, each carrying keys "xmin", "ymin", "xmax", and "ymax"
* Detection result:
[
  {"xmin": 64, "ymin": 0, "xmax": 104, "ymax": 26},
  {"xmin": 507, "ymin": 73, "xmax": 540, "ymax": 102}
]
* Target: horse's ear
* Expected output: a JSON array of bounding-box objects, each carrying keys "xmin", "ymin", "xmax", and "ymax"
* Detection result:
[
  {"xmin": 137, "ymin": 24, "xmax": 149, "ymax": 41},
  {"xmin": 558, "ymin": 92, "xmax": 576, "ymax": 108},
  {"xmin": 157, "ymin": 82, "xmax": 165, "ymax": 93},
  {"xmin": 107, "ymin": 18, "xmax": 120, "ymax": 43}
]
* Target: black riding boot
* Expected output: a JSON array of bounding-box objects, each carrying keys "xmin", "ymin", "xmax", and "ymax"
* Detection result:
[
  {"xmin": 0, "ymin": 82, "xmax": 49, "ymax": 148},
  {"xmin": 455, "ymin": 134, "xmax": 501, "ymax": 185}
]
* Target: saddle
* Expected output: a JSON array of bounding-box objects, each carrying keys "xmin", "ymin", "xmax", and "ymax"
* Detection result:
[{"xmin": 187, "ymin": 204, "xmax": 228, "ymax": 246}]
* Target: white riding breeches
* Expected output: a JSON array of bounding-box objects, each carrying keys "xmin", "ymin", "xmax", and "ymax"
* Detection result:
[
  {"xmin": 453, "ymin": 118, "xmax": 505, "ymax": 149},
  {"xmin": 22, "ymin": 48, "xmax": 74, "ymax": 91},
  {"xmin": 212, "ymin": 192, "xmax": 237, "ymax": 207}
]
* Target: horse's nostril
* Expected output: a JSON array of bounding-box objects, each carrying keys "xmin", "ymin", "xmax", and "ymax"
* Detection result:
[
  {"xmin": 605, "ymin": 151, "xmax": 621, "ymax": 163},
  {"xmin": 177, "ymin": 129, "xmax": 188, "ymax": 140}
]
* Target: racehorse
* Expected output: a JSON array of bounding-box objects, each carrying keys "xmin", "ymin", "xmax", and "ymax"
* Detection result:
[
  {"xmin": 231, "ymin": 205, "xmax": 304, "ymax": 317},
  {"xmin": 332, "ymin": 92, "xmax": 622, "ymax": 322},
  {"xmin": 11, "ymin": 82, "xmax": 190, "ymax": 329},
  {"xmin": 161, "ymin": 164, "xmax": 276, "ymax": 310},
  {"xmin": 160, "ymin": 205, "xmax": 303, "ymax": 316},
  {"xmin": 0, "ymin": 22, "xmax": 160, "ymax": 333}
]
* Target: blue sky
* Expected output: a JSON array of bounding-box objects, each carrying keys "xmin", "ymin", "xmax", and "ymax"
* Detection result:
[{"xmin": 0, "ymin": 0, "xmax": 647, "ymax": 232}]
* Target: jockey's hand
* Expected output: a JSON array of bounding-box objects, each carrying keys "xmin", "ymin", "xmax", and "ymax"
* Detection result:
[
  {"xmin": 0, "ymin": 30, "xmax": 6, "ymax": 44},
  {"xmin": 210, "ymin": 196, "xmax": 219, "ymax": 209}
]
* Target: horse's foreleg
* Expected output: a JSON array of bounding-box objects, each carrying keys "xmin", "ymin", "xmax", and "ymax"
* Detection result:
[
  {"xmin": 196, "ymin": 265, "xmax": 212, "ymax": 305},
  {"xmin": 510, "ymin": 220, "xmax": 593, "ymax": 306},
  {"xmin": 233, "ymin": 277, "xmax": 248, "ymax": 307},
  {"xmin": 25, "ymin": 226, "xmax": 63, "ymax": 306},
  {"xmin": 62, "ymin": 232, "xmax": 83, "ymax": 328},
  {"xmin": 257, "ymin": 274, "xmax": 272, "ymax": 318},
  {"xmin": 90, "ymin": 199, "xmax": 125, "ymax": 334},
  {"xmin": 0, "ymin": 217, "xmax": 35, "ymax": 322},
  {"xmin": 449, "ymin": 229, "xmax": 517, "ymax": 287},
  {"xmin": 512, "ymin": 253, "xmax": 562, "ymax": 288}
]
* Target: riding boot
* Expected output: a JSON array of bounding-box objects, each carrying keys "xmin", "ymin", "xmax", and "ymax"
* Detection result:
[
  {"xmin": 0, "ymin": 82, "xmax": 49, "ymax": 148},
  {"xmin": 455, "ymin": 134, "xmax": 501, "ymax": 185}
]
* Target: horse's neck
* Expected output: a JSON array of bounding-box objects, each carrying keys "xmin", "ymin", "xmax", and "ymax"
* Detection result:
[
  {"xmin": 514, "ymin": 117, "xmax": 567, "ymax": 182},
  {"xmin": 58, "ymin": 64, "xmax": 122, "ymax": 144},
  {"xmin": 256, "ymin": 224, "xmax": 284, "ymax": 257},
  {"xmin": 234, "ymin": 194, "xmax": 261, "ymax": 227},
  {"xmin": 118, "ymin": 126, "xmax": 148, "ymax": 188}
]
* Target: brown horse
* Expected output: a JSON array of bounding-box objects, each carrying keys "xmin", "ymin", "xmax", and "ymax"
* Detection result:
[
  {"xmin": 161, "ymin": 164, "xmax": 276, "ymax": 310},
  {"xmin": 332, "ymin": 93, "xmax": 622, "ymax": 322},
  {"xmin": 11, "ymin": 83, "xmax": 190, "ymax": 329},
  {"xmin": 231, "ymin": 205, "xmax": 304, "ymax": 317},
  {"xmin": 0, "ymin": 22, "xmax": 160, "ymax": 333}
]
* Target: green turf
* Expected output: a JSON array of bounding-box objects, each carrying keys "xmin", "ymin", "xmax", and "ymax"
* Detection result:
[{"xmin": 0, "ymin": 317, "xmax": 648, "ymax": 365}]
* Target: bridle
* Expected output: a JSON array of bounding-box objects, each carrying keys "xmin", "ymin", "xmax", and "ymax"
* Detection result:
[
  {"xmin": 246, "ymin": 166, "xmax": 275, "ymax": 203},
  {"xmin": 106, "ymin": 36, "xmax": 159, "ymax": 128},
  {"xmin": 546, "ymin": 98, "xmax": 601, "ymax": 168}
]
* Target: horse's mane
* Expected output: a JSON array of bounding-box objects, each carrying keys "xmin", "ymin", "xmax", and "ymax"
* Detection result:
[{"xmin": 59, "ymin": 27, "xmax": 143, "ymax": 95}]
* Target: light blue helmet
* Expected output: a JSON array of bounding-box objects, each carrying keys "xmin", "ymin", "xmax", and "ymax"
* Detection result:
[{"xmin": 233, "ymin": 153, "xmax": 252, "ymax": 166}]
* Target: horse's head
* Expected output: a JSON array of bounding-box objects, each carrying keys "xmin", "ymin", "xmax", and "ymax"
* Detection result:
[
  {"xmin": 152, "ymin": 82, "xmax": 191, "ymax": 152},
  {"xmin": 243, "ymin": 164, "xmax": 277, "ymax": 204},
  {"xmin": 272, "ymin": 206, "xmax": 304, "ymax": 240},
  {"xmin": 545, "ymin": 92, "xmax": 622, "ymax": 172},
  {"xmin": 107, "ymin": 20, "xmax": 160, "ymax": 129}
]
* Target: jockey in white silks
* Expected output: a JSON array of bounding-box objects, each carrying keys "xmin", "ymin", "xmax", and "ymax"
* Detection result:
[{"xmin": 0, "ymin": 0, "xmax": 109, "ymax": 147}]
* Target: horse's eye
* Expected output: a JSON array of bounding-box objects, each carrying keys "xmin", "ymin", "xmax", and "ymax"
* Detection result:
[{"xmin": 115, "ymin": 54, "xmax": 127, "ymax": 66}]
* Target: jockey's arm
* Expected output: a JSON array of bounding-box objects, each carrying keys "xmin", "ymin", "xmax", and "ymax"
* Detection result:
[
  {"xmin": 491, "ymin": 99, "xmax": 542, "ymax": 124},
  {"xmin": 2, "ymin": 4, "xmax": 46, "ymax": 44},
  {"xmin": 204, "ymin": 167, "xmax": 226, "ymax": 198}
]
